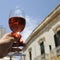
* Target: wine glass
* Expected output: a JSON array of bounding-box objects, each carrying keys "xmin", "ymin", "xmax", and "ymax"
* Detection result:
[{"xmin": 8, "ymin": 7, "xmax": 26, "ymax": 52}]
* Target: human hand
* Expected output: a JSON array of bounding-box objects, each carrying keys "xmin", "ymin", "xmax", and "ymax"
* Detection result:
[{"xmin": 0, "ymin": 33, "xmax": 18, "ymax": 58}]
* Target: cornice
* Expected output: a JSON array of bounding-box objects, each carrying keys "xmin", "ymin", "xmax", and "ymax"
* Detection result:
[
  {"xmin": 23, "ymin": 4, "xmax": 60, "ymax": 51},
  {"xmin": 53, "ymin": 25, "xmax": 60, "ymax": 33}
]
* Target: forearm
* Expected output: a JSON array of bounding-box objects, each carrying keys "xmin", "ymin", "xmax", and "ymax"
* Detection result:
[{"xmin": 0, "ymin": 33, "xmax": 17, "ymax": 58}]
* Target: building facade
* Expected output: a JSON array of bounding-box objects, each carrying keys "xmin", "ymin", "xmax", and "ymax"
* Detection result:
[
  {"xmin": 22, "ymin": 5, "xmax": 60, "ymax": 60},
  {"xmin": 0, "ymin": 26, "xmax": 7, "ymax": 38}
]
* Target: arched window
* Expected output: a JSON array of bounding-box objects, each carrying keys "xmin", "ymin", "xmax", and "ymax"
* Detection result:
[
  {"xmin": 40, "ymin": 42, "xmax": 45, "ymax": 55},
  {"xmin": 29, "ymin": 48, "xmax": 32, "ymax": 60},
  {"xmin": 54, "ymin": 30, "xmax": 60, "ymax": 47}
]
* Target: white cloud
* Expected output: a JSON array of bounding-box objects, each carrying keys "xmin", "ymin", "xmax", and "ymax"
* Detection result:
[{"xmin": 21, "ymin": 16, "xmax": 40, "ymax": 41}]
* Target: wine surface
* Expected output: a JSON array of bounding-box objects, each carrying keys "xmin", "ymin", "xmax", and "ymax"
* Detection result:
[{"xmin": 9, "ymin": 17, "xmax": 26, "ymax": 32}]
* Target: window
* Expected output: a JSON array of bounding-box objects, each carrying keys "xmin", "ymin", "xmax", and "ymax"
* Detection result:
[
  {"xmin": 49, "ymin": 45, "xmax": 52, "ymax": 51},
  {"xmin": 54, "ymin": 30, "xmax": 60, "ymax": 56},
  {"xmin": 29, "ymin": 51, "xmax": 32, "ymax": 60},
  {"xmin": 29, "ymin": 48, "xmax": 32, "ymax": 60},
  {"xmin": 54, "ymin": 31, "xmax": 60, "ymax": 47},
  {"xmin": 40, "ymin": 42, "xmax": 45, "ymax": 55}
]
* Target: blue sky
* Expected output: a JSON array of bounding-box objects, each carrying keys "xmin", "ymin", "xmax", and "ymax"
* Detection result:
[{"xmin": 0, "ymin": 0, "xmax": 60, "ymax": 41}]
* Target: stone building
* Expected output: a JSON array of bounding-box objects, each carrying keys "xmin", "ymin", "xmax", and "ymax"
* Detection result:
[
  {"xmin": 22, "ymin": 4, "xmax": 60, "ymax": 60},
  {"xmin": 0, "ymin": 26, "xmax": 7, "ymax": 38}
]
